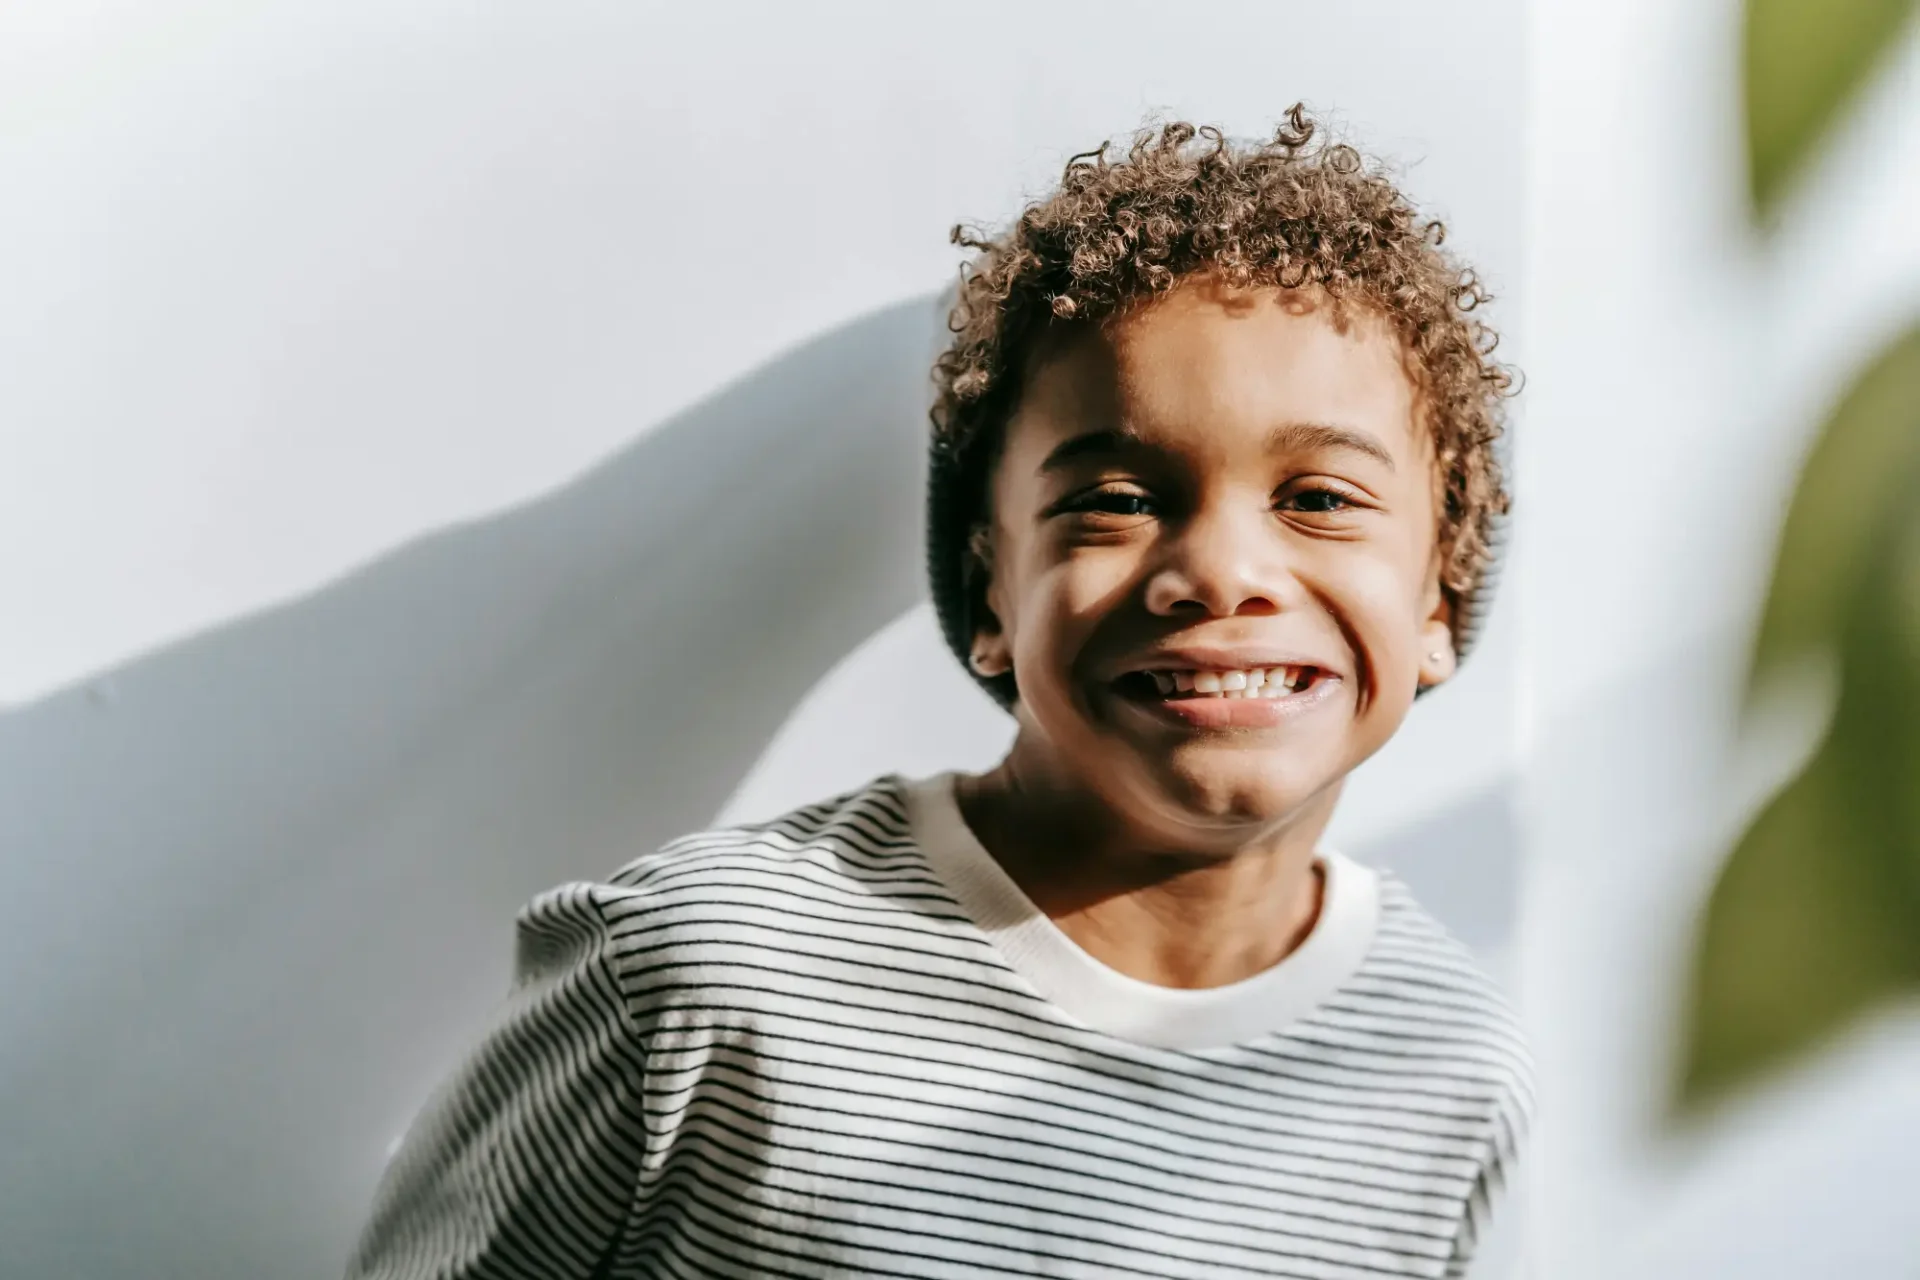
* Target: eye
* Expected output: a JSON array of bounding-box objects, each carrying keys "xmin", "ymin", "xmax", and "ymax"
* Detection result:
[
  {"xmin": 1281, "ymin": 487, "xmax": 1353, "ymax": 514},
  {"xmin": 1059, "ymin": 485, "xmax": 1159, "ymax": 518},
  {"xmin": 1092, "ymin": 492, "xmax": 1155, "ymax": 516}
]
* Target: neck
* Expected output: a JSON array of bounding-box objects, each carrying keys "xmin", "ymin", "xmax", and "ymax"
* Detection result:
[{"xmin": 952, "ymin": 760, "xmax": 1335, "ymax": 990}]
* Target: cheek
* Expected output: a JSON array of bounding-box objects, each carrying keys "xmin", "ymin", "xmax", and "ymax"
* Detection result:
[
  {"xmin": 1331, "ymin": 549, "xmax": 1434, "ymax": 696},
  {"xmin": 1005, "ymin": 545, "xmax": 1143, "ymax": 665}
]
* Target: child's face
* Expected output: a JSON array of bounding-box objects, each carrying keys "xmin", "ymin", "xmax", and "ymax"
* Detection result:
[{"xmin": 977, "ymin": 280, "xmax": 1454, "ymax": 845}]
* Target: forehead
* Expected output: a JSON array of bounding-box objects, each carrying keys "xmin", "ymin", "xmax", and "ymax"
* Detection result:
[{"xmin": 1013, "ymin": 283, "xmax": 1420, "ymax": 458}]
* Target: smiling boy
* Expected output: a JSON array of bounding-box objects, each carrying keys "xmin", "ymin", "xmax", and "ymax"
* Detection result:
[{"xmin": 350, "ymin": 110, "xmax": 1531, "ymax": 1279}]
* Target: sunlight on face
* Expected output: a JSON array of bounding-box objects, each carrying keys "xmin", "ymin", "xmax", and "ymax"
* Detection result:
[{"xmin": 979, "ymin": 281, "xmax": 1451, "ymax": 846}]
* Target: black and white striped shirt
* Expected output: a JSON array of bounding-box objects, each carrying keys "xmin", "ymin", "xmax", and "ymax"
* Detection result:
[{"xmin": 348, "ymin": 775, "xmax": 1532, "ymax": 1279}]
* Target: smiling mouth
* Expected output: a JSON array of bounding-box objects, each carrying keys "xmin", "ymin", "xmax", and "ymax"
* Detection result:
[{"xmin": 1114, "ymin": 665, "xmax": 1327, "ymax": 701}]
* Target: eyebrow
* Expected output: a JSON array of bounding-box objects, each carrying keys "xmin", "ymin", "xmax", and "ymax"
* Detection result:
[
  {"xmin": 1037, "ymin": 421, "xmax": 1396, "ymax": 473},
  {"xmin": 1038, "ymin": 428, "xmax": 1142, "ymax": 472},
  {"xmin": 1266, "ymin": 421, "xmax": 1396, "ymax": 471}
]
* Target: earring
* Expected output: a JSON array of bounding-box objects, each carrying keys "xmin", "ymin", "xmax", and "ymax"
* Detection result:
[
  {"xmin": 969, "ymin": 651, "xmax": 995, "ymax": 675},
  {"xmin": 1427, "ymin": 650, "xmax": 1446, "ymax": 663}
]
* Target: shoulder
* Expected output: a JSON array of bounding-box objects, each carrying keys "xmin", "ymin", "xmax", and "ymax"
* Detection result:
[
  {"xmin": 514, "ymin": 776, "xmax": 965, "ymax": 977},
  {"xmin": 1333, "ymin": 872, "xmax": 1536, "ymax": 1144},
  {"xmin": 607, "ymin": 775, "xmax": 923, "ymax": 892}
]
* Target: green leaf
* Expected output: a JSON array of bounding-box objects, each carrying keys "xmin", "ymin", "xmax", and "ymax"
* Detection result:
[
  {"xmin": 1744, "ymin": 0, "xmax": 1917, "ymax": 220},
  {"xmin": 1678, "ymin": 741, "xmax": 1920, "ymax": 1109},
  {"xmin": 1679, "ymin": 332, "xmax": 1920, "ymax": 1109},
  {"xmin": 1749, "ymin": 323, "xmax": 1920, "ymax": 686}
]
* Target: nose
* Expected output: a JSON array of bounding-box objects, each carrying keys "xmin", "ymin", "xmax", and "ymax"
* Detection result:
[{"xmin": 1142, "ymin": 500, "xmax": 1290, "ymax": 618}]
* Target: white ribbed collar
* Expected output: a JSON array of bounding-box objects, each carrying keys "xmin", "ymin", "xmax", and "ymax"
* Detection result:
[{"xmin": 903, "ymin": 773, "xmax": 1380, "ymax": 1051}]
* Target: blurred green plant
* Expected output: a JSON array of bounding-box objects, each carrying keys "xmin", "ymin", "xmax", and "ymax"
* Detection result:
[
  {"xmin": 1677, "ymin": 0, "xmax": 1920, "ymax": 1109},
  {"xmin": 1744, "ymin": 0, "xmax": 1916, "ymax": 216}
]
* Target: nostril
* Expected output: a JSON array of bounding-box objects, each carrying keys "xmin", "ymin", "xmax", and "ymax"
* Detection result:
[
  {"xmin": 1168, "ymin": 596, "xmax": 1280, "ymax": 617},
  {"xmin": 1165, "ymin": 593, "xmax": 1282, "ymax": 617}
]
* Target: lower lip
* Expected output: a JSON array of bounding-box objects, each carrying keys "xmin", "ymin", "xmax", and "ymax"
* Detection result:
[{"xmin": 1113, "ymin": 677, "xmax": 1343, "ymax": 729}]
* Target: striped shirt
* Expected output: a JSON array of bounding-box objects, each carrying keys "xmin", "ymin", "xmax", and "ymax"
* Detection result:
[{"xmin": 348, "ymin": 774, "xmax": 1532, "ymax": 1279}]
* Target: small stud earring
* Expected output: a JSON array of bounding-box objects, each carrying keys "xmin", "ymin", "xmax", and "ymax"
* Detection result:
[{"xmin": 1427, "ymin": 650, "xmax": 1446, "ymax": 663}]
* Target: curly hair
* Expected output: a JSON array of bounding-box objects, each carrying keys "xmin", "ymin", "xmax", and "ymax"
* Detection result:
[{"xmin": 925, "ymin": 106, "xmax": 1515, "ymax": 705}]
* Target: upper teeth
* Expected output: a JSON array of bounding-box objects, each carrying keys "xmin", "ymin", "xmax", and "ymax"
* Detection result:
[{"xmin": 1149, "ymin": 667, "xmax": 1312, "ymax": 697}]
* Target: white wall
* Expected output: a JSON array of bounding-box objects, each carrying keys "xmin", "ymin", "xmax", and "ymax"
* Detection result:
[
  {"xmin": 0, "ymin": 4, "xmax": 1532, "ymax": 1277},
  {"xmin": 1517, "ymin": 0, "xmax": 1920, "ymax": 1275},
  {"xmin": 0, "ymin": 0, "xmax": 1526, "ymax": 718}
]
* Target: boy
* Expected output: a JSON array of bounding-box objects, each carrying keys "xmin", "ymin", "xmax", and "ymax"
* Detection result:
[{"xmin": 349, "ymin": 108, "xmax": 1531, "ymax": 1279}]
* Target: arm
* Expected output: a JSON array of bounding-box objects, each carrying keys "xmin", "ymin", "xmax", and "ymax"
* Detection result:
[
  {"xmin": 346, "ymin": 884, "xmax": 649, "ymax": 1279},
  {"xmin": 1446, "ymin": 1079, "xmax": 1533, "ymax": 1280}
]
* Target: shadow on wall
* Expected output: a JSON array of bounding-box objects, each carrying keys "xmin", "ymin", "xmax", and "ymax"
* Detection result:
[
  {"xmin": 0, "ymin": 295, "xmax": 945, "ymax": 1280},
  {"xmin": 1357, "ymin": 778, "xmax": 1517, "ymax": 961}
]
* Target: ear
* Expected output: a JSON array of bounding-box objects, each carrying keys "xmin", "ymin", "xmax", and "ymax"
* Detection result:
[
  {"xmin": 966, "ymin": 523, "xmax": 1013, "ymax": 679},
  {"xmin": 1416, "ymin": 558, "xmax": 1457, "ymax": 690}
]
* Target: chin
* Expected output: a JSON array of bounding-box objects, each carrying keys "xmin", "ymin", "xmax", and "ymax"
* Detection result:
[{"xmin": 1112, "ymin": 743, "xmax": 1343, "ymax": 843}]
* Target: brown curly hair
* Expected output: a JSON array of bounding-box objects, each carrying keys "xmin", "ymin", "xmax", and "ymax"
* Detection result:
[{"xmin": 925, "ymin": 106, "xmax": 1514, "ymax": 705}]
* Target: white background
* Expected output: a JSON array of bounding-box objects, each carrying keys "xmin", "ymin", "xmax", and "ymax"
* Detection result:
[
  {"xmin": 2, "ymin": 1, "xmax": 1917, "ymax": 1277},
  {"xmin": 1519, "ymin": 0, "xmax": 1920, "ymax": 1274},
  {"xmin": 0, "ymin": 5, "xmax": 1530, "ymax": 1276}
]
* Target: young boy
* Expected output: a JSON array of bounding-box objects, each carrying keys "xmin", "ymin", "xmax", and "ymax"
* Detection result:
[{"xmin": 348, "ymin": 108, "xmax": 1531, "ymax": 1279}]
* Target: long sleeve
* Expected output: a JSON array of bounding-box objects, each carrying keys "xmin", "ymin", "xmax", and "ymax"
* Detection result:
[
  {"xmin": 346, "ymin": 884, "xmax": 650, "ymax": 1279},
  {"xmin": 1446, "ymin": 1073, "xmax": 1534, "ymax": 1280}
]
